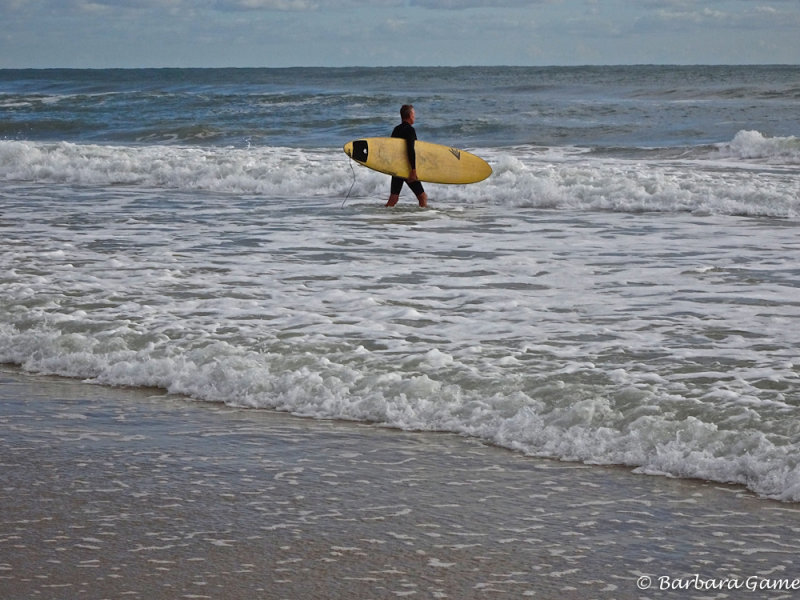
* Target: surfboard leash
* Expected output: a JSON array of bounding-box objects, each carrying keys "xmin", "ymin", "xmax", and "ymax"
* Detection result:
[{"xmin": 341, "ymin": 156, "xmax": 357, "ymax": 208}]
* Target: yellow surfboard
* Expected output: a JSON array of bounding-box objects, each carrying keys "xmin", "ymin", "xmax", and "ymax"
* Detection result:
[{"xmin": 343, "ymin": 137, "xmax": 492, "ymax": 184}]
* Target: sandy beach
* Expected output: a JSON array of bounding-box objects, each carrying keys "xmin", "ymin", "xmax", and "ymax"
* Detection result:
[{"xmin": 2, "ymin": 365, "xmax": 800, "ymax": 600}]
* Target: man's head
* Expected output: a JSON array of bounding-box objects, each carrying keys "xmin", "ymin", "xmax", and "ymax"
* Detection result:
[{"xmin": 400, "ymin": 104, "xmax": 415, "ymax": 124}]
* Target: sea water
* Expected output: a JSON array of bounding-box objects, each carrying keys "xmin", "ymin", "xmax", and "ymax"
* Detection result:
[{"xmin": 1, "ymin": 66, "xmax": 799, "ymax": 501}]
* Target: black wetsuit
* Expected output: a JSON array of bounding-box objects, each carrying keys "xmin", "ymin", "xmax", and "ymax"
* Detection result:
[{"xmin": 390, "ymin": 121, "xmax": 425, "ymax": 196}]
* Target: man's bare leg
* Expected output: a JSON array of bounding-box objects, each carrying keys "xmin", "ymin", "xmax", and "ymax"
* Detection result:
[
  {"xmin": 386, "ymin": 193, "xmax": 400, "ymax": 207},
  {"xmin": 417, "ymin": 192, "xmax": 428, "ymax": 208}
]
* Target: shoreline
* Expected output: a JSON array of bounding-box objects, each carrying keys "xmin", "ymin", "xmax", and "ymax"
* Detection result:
[{"xmin": 2, "ymin": 366, "xmax": 800, "ymax": 599}]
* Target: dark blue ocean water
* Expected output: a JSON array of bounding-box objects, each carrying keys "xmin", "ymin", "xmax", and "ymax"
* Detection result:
[{"xmin": 2, "ymin": 65, "xmax": 799, "ymax": 149}]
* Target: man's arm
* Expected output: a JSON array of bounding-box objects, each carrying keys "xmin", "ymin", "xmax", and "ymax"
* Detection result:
[{"xmin": 405, "ymin": 128, "xmax": 418, "ymax": 181}]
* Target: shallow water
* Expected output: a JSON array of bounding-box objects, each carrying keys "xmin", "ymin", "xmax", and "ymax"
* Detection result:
[
  {"xmin": 2, "ymin": 185, "xmax": 799, "ymax": 501},
  {"xmin": 3, "ymin": 368, "xmax": 800, "ymax": 599},
  {"xmin": 1, "ymin": 66, "xmax": 799, "ymax": 501}
]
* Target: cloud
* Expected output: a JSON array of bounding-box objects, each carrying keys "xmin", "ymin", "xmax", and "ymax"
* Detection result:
[
  {"xmin": 629, "ymin": 0, "xmax": 794, "ymax": 34},
  {"xmin": 0, "ymin": 0, "xmax": 318, "ymax": 12},
  {"xmin": 213, "ymin": 0, "xmax": 552, "ymax": 10},
  {"xmin": 1, "ymin": 0, "xmax": 183, "ymax": 13},
  {"xmin": 408, "ymin": 0, "xmax": 548, "ymax": 7},
  {"xmin": 655, "ymin": 6, "xmax": 728, "ymax": 23},
  {"xmin": 213, "ymin": 0, "xmax": 320, "ymax": 10}
]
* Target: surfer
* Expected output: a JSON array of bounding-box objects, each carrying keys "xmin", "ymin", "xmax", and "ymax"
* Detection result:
[{"xmin": 387, "ymin": 104, "xmax": 428, "ymax": 208}]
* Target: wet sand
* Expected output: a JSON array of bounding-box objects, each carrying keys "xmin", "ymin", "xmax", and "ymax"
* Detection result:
[{"xmin": 2, "ymin": 366, "xmax": 800, "ymax": 600}]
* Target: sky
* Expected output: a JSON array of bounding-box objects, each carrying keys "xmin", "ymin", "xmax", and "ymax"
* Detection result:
[{"xmin": 1, "ymin": 0, "xmax": 799, "ymax": 68}]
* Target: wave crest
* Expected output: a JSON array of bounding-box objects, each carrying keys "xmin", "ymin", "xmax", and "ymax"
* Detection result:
[
  {"xmin": 716, "ymin": 130, "xmax": 800, "ymax": 164},
  {"xmin": 2, "ymin": 134, "xmax": 799, "ymax": 218}
]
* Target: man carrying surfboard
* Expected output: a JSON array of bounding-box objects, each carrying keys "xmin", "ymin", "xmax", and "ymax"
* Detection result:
[{"xmin": 387, "ymin": 105, "xmax": 428, "ymax": 208}]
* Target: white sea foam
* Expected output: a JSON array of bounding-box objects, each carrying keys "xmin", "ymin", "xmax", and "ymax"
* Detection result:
[
  {"xmin": 1, "ymin": 133, "xmax": 798, "ymax": 218},
  {"xmin": 715, "ymin": 130, "xmax": 800, "ymax": 163},
  {"xmin": 1, "ymin": 174, "xmax": 799, "ymax": 502},
  {"xmin": 3, "ymin": 66, "xmax": 799, "ymax": 502},
  {"xmin": 0, "ymin": 140, "xmax": 344, "ymax": 197}
]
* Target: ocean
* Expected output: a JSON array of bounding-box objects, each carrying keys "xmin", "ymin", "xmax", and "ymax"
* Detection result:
[{"xmin": 2, "ymin": 65, "xmax": 800, "ymax": 505}]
